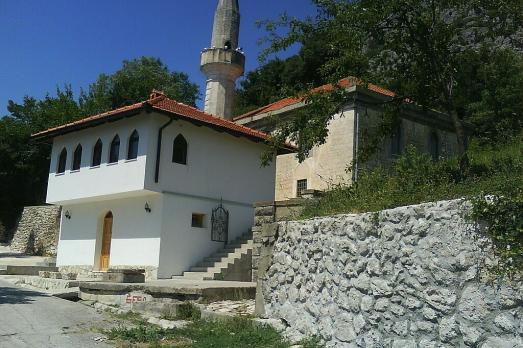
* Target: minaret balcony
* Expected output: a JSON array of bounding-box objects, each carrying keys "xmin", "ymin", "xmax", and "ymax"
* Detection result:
[{"xmin": 200, "ymin": 48, "xmax": 245, "ymax": 78}]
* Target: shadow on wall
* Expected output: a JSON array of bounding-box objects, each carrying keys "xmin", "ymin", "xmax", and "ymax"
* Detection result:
[{"xmin": 9, "ymin": 206, "xmax": 62, "ymax": 256}]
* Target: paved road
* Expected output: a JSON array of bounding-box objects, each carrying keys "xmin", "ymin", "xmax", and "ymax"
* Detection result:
[{"xmin": 0, "ymin": 279, "xmax": 113, "ymax": 348}]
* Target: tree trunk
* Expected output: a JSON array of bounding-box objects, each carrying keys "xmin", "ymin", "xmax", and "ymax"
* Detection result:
[{"xmin": 445, "ymin": 104, "xmax": 470, "ymax": 175}]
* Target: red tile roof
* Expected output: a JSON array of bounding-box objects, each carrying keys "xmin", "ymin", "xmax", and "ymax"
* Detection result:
[
  {"xmin": 234, "ymin": 78, "xmax": 397, "ymax": 121},
  {"xmin": 31, "ymin": 92, "xmax": 295, "ymax": 152}
]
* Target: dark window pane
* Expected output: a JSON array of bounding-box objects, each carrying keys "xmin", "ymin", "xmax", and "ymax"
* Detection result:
[
  {"xmin": 192, "ymin": 213, "xmax": 205, "ymax": 228},
  {"xmin": 57, "ymin": 148, "xmax": 67, "ymax": 174},
  {"xmin": 72, "ymin": 144, "xmax": 82, "ymax": 171},
  {"xmin": 92, "ymin": 139, "xmax": 103, "ymax": 166},
  {"xmin": 127, "ymin": 130, "xmax": 139, "ymax": 160},
  {"xmin": 391, "ymin": 124, "xmax": 402, "ymax": 157},
  {"xmin": 109, "ymin": 135, "xmax": 120, "ymax": 163},
  {"xmin": 172, "ymin": 134, "xmax": 188, "ymax": 165},
  {"xmin": 297, "ymin": 179, "xmax": 307, "ymax": 197}
]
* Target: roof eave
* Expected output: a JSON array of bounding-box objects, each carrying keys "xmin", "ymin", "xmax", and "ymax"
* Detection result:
[{"xmin": 31, "ymin": 107, "xmax": 145, "ymax": 141}]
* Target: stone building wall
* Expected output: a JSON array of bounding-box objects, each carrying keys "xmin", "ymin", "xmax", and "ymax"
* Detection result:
[
  {"xmin": 255, "ymin": 199, "xmax": 522, "ymax": 347},
  {"xmin": 10, "ymin": 206, "xmax": 62, "ymax": 256}
]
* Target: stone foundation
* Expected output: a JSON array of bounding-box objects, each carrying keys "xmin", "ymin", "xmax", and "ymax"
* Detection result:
[
  {"xmin": 256, "ymin": 199, "xmax": 523, "ymax": 347},
  {"xmin": 58, "ymin": 265, "xmax": 158, "ymax": 281},
  {"xmin": 10, "ymin": 206, "xmax": 61, "ymax": 256}
]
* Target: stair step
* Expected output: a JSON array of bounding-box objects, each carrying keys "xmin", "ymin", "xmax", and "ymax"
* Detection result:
[
  {"xmin": 181, "ymin": 272, "xmax": 216, "ymax": 280},
  {"xmin": 177, "ymin": 232, "xmax": 253, "ymax": 281}
]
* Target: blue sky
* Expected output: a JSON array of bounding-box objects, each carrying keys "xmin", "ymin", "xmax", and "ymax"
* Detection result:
[{"xmin": 0, "ymin": 0, "xmax": 317, "ymax": 114}]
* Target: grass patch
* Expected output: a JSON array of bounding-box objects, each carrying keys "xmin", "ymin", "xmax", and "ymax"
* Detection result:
[
  {"xmin": 176, "ymin": 303, "xmax": 201, "ymax": 321},
  {"xmin": 105, "ymin": 317, "xmax": 322, "ymax": 348},
  {"xmin": 107, "ymin": 310, "xmax": 146, "ymax": 325},
  {"xmin": 301, "ymin": 137, "xmax": 523, "ymax": 218}
]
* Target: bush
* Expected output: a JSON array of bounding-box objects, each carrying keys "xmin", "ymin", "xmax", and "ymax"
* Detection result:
[
  {"xmin": 176, "ymin": 302, "xmax": 201, "ymax": 321},
  {"xmin": 471, "ymin": 190, "xmax": 523, "ymax": 278},
  {"xmin": 301, "ymin": 137, "xmax": 522, "ymax": 218},
  {"xmin": 300, "ymin": 137, "xmax": 523, "ymax": 276}
]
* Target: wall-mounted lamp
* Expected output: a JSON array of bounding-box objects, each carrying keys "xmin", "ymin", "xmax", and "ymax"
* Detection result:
[
  {"xmin": 144, "ymin": 202, "xmax": 151, "ymax": 213},
  {"xmin": 65, "ymin": 210, "xmax": 71, "ymax": 219}
]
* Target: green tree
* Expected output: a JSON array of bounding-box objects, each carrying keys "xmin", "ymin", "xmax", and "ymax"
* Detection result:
[
  {"xmin": 80, "ymin": 57, "xmax": 200, "ymax": 115},
  {"xmin": 235, "ymin": 31, "xmax": 331, "ymax": 115},
  {"xmin": 0, "ymin": 87, "xmax": 82, "ymax": 231},
  {"xmin": 261, "ymin": 0, "xmax": 523, "ymax": 168}
]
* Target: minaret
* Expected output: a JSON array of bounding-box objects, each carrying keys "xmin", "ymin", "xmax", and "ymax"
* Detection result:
[{"xmin": 201, "ymin": 0, "xmax": 245, "ymax": 120}]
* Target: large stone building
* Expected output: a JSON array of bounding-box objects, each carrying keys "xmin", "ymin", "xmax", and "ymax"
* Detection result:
[{"xmin": 235, "ymin": 79, "xmax": 470, "ymax": 200}]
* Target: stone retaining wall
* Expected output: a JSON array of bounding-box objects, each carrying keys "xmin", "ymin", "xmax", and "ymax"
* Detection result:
[
  {"xmin": 252, "ymin": 199, "xmax": 309, "ymax": 282},
  {"xmin": 10, "ymin": 206, "xmax": 61, "ymax": 256},
  {"xmin": 256, "ymin": 199, "xmax": 523, "ymax": 347}
]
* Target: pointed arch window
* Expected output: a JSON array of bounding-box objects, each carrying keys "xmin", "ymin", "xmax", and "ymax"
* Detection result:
[
  {"xmin": 72, "ymin": 144, "xmax": 82, "ymax": 171},
  {"xmin": 109, "ymin": 135, "xmax": 120, "ymax": 163},
  {"xmin": 57, "ymin": 148, "xmax": 67, "ymax": 174},
  {"xmin": 390, "ymin": 123, "xmax": 403, "ymax": 158},
  {"xmin": 92, "ymin": 139, "xmax": 103, "ymax": 167},
  {"xmin": 429, "ymin": 131, "xmax": 439, "ymax": 161},
  {"xmin": 172, "ymin": 134, "xmax": 188, "ymax": 165},
  {"xmin": 127, "ymin": 130, "xmax": 139, "ymax": 160}
]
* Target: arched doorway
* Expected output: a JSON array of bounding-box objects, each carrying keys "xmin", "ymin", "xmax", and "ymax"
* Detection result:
[{"xmin": 100, "ymin": 212, "xmax": 113, "ymax": 272}]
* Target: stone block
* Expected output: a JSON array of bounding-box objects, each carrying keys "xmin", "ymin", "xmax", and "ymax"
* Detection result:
[
  {"xmin": 61, "ymin": 273, "xmax": 77, "ymax": 280},
  {"xmin": 254, "ymin": 216, "xmax": 274, "ymax": 226},
  {"xmin": 255, "ymin": 205, "xmax": 275, "ymax": 217},
  {"xmin": 38, "ymin": 271, "xmax": 50, "ymax": 278},
  {"xmin": 261, "ymin": 223, "xmax": 279, "ymax": 238},
  {"xmin": 49, "ymin": 271, "xmax": 62, "ymax": 279},
  {"xmin": 103, "ymin": 269, "xmax": 146, "ymax": 283}
]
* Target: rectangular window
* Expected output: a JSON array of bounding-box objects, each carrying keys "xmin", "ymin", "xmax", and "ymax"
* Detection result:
[
  {"xmin": 297, "ymin": 179, "xmax": 308, "ymax": 197},
  {"xmin": 191, "ymin": 213, "xmax": 205, "ymax": 228}
]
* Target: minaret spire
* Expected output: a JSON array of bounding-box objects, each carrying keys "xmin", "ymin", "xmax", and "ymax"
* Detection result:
[{"xmin": 201, "ymin": 0, "xmax": 245, "ymax": 120}]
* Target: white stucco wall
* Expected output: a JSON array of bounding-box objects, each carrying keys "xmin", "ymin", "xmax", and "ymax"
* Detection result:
[
  {"xmin": 275, "ymin": 108, "xmax": 356, "ymax": 200},
  {"xmin": 51, "ymin": 111, "xmax": 276, "ymax": 278},
  {"xmin": 145, "ymin": 114, "xmax": 276, "ymax": 205},
  {"xmin": 56, "ymin": 194, "xmax": 163, "ymax": 268},
  {"xmin": 46, "ymin": 115, "xmax": 153, "ymax": 204},
  {"xmin": 157, "ymin": 193, "xmax": 254, "ymax": 278}
]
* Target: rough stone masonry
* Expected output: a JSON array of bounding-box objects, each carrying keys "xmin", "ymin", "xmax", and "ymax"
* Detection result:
[
  {"xmin": 256, "ymin": 199, "xmax": 522, "ymax": 347},
  {"xmin": 10, "ymin": 206, "xmax": 61, "ymax": 256}
]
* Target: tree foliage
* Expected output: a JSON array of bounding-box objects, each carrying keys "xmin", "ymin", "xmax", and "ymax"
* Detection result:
[
  {"xmin": 257, "ymin": 0, "xmax": 523, "ymax": 163},
  {"xmin": 0, "ymin": 57, "xmax": 199, "ymax": 235},
  {"xmin": 235, "ymin": 30, "xmax": 330, "ymax": 116}
]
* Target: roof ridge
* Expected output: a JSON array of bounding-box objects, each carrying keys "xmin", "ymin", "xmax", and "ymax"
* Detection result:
[{"xmin": 234, "ymin": 77, "xmax": 400, "ymax": 120}]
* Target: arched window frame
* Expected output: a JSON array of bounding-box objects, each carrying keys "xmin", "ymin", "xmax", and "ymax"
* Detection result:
[
  {"xmin": 172, "ymin": 134, "xmax": 188, "ymax": 165},
  {"xmin": 109, "ymin": 135, "xmax": 120, "ymax": 164},
  {"xmin": 92, "ymin": 139, "xmax": 103, "ymax": 167},
  {"xmin": 72, "ymin": 144, "xmax": 82, "ymax": 171},
  {"xmin": 127, "ymin": 130, "xmax": 139, "ymax": 160},
  {"xmin": 57, "ymin": 147, "xmax": 67, "ymax": 174},
  {"xmin": 429, "ymin": 131, "xmax": 440, "ymax": 161}
]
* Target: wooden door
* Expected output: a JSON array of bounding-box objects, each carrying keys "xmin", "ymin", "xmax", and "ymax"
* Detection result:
[{"xmin": 100, "ymin": 212, "xmax": 113, "ymax": 272}]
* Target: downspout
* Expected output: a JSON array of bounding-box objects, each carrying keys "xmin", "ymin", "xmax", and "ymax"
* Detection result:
[
  {"xmin": 352, "ymin": 105, "xmax": 360, "ymax": 182},
  {"xmin": 155, "ymin": 116, "xmax": 174, "ymax": 183}
]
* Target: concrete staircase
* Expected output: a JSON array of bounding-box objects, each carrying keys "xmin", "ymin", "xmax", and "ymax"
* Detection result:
[{"xmin": 172, "ymin": 232, "xmax": 253, "ymax": 281}]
